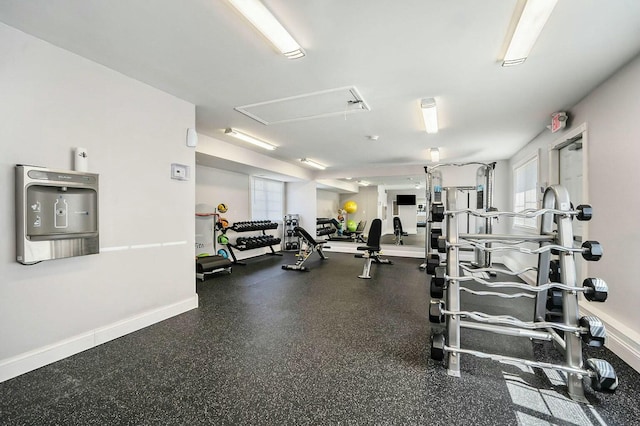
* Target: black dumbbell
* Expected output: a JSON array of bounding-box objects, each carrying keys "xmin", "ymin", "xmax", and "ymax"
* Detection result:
[
  {"xmin": 580, "ymin": 316, "xmax": 606, "ymax": 347},
  {"xmin": 549, "ymin": 260, "xmax": 561, "ymax": 282},
  {"xmin": 586, "ymin": 358, "xmax": 618, "ymax": 393},
  {"xmin": 583, "ymin": 278, "xmax": 608, "ymax": 302},
  {"xmin": 426, "ymin": 254, "xmax": 440, "ymax": 274},
  {"xmin": 432, "ymin": 203, "xmax": 445, "ymax": 222},
  {"xmin": 430, "ymin": 278, "xmax": 444, "ymax": 299},
  {"xmin": 433, "ymin": 266, "xmax": 446, "ymax": 286},
  {"xmin": 437, "ymin": 236, "xmax": 447, "ymax": 253},
  {"xmin": 576, "ymin": 204, "xmax": 593, "ymax": 221},
  {"xmin": 546, "ymin": 290, "xmax": 563, "ymax": 309},
  {"xmin": 582, "ymin": 241, "xmax": 603, "ymax": 261},
  {"xmin": 429, "ymin": 301, "xmax": 445, "ymax": 323},
  {"xmin": 430, "ymin": 228, "xmax": 442, "ymax": 247},
  {"xmin": 430, "ymin": 333, "xmax": 446, "ymax": 361}
]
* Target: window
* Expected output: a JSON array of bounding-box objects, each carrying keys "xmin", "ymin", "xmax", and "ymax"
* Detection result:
[
  {"xmin": 513, "ymin": 156, "xmax": 538, "ymax": 228},
  {"xmin": 251, "ymin": 177, "xmax": 283, "ymax": 222}
]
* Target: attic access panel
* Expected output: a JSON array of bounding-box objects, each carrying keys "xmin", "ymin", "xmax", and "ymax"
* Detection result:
[{"xmin": 235, "ymin": 86, "xmax": 370, "ymax": 125}]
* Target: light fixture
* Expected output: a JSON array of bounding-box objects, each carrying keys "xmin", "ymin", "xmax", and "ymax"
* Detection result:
[
  {"xmin": 300, "ymin": 158, "xmax": 326, "ymax": 170},
  {"xmin": 420, "ymin": 98, "xmax": 439, "ymax": 134},
  {"xmin": 430, "ymin": 148, "xmax": 440, "ymax": 163},
  {"xmin": 224, "ymin": 128, "xmax": 276, "ymax": 150},
  {"xmin": 357, "ymin": 180, "xmax": 370, "ymax": 186},
  {"xmin": 226, "ymin": 0, "xmax": 305, "ymax": 59},
  {"xmin": 502, "ymin": 0, "xmax": 558, "ymax": 66}
]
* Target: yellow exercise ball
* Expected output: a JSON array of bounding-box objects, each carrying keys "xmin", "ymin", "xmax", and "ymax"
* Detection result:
[{"xmin": 343, "ymin": 200, "xmax": 358, "ymax": 214}]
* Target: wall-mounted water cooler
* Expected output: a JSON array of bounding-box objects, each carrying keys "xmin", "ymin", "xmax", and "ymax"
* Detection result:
[{"xmin": 15, "ymin": 165, "xmax": 99, "ymax": 264}]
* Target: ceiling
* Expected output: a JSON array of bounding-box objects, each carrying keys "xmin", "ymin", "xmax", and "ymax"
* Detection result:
[{"xmin": 2, "ymin": 0, "xmax": 640, "ymax": 185}]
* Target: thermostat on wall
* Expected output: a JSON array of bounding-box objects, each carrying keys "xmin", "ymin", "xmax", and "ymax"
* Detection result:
[{"xmin": 171, "ymin": 163, "xmax": 190, "ymax": 181}]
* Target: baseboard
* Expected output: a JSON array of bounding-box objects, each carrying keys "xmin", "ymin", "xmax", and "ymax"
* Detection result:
[
  {"xmin": 501, "ymin": 254, "xmax": 640, "ymax": 373},
  {"xmin": 579, "ymin": 303, "xmax": 640, "ymax": 373},
  {"xmin": 0, "ymin": 295, "xmax": 198, "ymax": 383},
  {"xmin": 501, "ymin": 255, "xmax": 537, "ymax": 285}
]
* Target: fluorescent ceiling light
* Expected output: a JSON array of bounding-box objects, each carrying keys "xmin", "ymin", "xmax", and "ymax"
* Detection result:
[
  {"xmin": 421, "ymin": 98, "xmax": 439, "ymax": 134},
  {"xmin": 430, "ymin": 148, "xmax": 440, "ymax": 163},
  {"xmin": 226, "ymin": 0, "xmax": 305, "ymax": 59},
  {"xmin": 224, "ymin": 128, "xmax": 276, "ymax": 150},
  {"xmin": 502, "ymin": 0, "xmax": 558, "ymax": 66},
  {"xmin": 300, "ymin": 158, "xmax": 326, "ymax": 170}
]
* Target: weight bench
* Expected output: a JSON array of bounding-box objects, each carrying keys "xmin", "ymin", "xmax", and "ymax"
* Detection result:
[
  {"xmin": 393, "ymin": 216, "xmax": 407, "ymax": 245},
  {"xmin": 356, "ymin": 218, "xmax": 393, "ymax": 279},
  {"xmin": 196, "ymin": 255, "xmax": 232, "ymax": 281},
  {"xmin": 282, "ymin": 226, "xmax": 329, "ymax": 271}
]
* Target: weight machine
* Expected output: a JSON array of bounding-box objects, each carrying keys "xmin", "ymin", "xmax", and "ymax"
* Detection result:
[
  {"xmin": 428, "ymin": 185, "xmax": 617, "ymax": 401},
  {"xmin": 421, "ymin": 162, "xmax": 497, "ymax": 272}
]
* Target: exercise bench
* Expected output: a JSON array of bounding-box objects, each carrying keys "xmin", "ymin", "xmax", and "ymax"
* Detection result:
[
  {"xmin": 356, "ymin": 218, "xmax": 393, "ymax": 279},
  {"xmin": 282, "ymin": 226, "xmax": 329, "ymax": 271},
  {"xmin": 393, "ymin": 216, "xmax": 407, "ymax": 245}
]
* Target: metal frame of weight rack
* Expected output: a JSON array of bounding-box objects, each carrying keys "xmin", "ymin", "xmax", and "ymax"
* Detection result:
[
  {"xmin": 430, "ymin": 185, "xmax": 617, "ymax": 401},
  {"xmin": 283, "ymin": 214, "xmax": 300, "ymax": 251},
  {"xmin": 218, "ymin": 220, "xmax": 282, "ymax": 265}
]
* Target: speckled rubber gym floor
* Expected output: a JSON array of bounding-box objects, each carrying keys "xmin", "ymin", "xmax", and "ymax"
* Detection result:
[{"xmin": 1, "ymin": 252, "xmax": 638, "ymax": 425}]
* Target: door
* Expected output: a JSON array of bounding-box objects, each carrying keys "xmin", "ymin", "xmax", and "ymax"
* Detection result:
[{"xmin": 559, "ymin": 138, "xmax": 584, "ymax": 280}]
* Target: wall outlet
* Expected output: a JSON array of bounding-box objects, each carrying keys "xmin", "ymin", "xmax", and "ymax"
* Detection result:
[{"xmin": 171, "ymin": 163, "xmax": 190, "ymax": 181}]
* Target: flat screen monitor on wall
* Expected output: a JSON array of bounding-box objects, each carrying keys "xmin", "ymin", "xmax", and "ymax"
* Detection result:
[{"xmin": 396, "ymin": 194, "xmax": 416, "ymax": 205}]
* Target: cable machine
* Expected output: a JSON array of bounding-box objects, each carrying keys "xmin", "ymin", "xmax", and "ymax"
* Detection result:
[{"xmin": 420, "ymin": 162, "xmax": 497, "ymax": 271}]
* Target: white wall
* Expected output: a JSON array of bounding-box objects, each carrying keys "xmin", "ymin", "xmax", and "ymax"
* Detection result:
[
  {"xmin": 505, "ymin": 54, "xmax": 640, "ymax": 371},
  {"xmin": 196, "ymin": 165, "xmax": 250, "ymax": 225},
  {"xmin": 0, "ymin": 23, "xmax": 197, "ymax": 381},
  {"xmin": 286, "ymin": 181, "xmax": 317, "ymax": 230}
]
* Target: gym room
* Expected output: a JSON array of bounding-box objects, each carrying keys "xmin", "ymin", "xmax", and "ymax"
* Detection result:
[{"xmin": 1, "ymin": 1, "xmax": 639, "ymax": 424}]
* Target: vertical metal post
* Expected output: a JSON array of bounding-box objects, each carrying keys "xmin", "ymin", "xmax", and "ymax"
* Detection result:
[
  {"xmin": 445, "ymin": 188, "xmax": 461, "ymax": 377},
  {"xmin": 424, "ymin": 166, "xmax": 432, "ymax": 263},
  {"xmin": 538, "ymin": 185, "xmax": 585, "ymax": 402},
  {"xmin": 484, "ymin": 163, "xmax": 496, "ymax": 267}
]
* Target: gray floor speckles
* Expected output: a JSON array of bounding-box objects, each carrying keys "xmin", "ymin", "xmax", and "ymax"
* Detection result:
[{"xmin": 1, "ymin": 252, "xmax": 638, "ymax": 425}]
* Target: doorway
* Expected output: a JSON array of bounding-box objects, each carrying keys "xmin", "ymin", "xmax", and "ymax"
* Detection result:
[{"xmin": 549, "ymin": 123, "xmax": 588, "ymax": 282}]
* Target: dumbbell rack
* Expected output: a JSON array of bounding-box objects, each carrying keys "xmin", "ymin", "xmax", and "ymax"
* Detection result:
[
  {"xmin": 429, "ymin": 184, "xmax": 617, "ymax": 401},
  {"xmin": 218, "ymin": 220, "xmax": 281, "ymax": 265},
  {"xmin": 316, "ymin": 218, "xmax": 338, "ymax": 237},
  {"xmin": 283, "ymin": 214, "xmax": 300, "ymax": 251}
]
